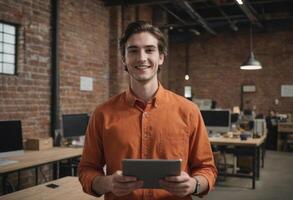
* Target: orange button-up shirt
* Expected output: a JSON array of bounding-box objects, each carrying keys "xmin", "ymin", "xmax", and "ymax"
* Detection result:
[{"xmin": 78, "ymin": 84, "xmax": 217, "ymax": 200}]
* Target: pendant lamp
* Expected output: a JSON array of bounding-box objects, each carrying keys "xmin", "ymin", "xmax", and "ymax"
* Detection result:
[
  {"xmin": 240, "ymin": 25, "xmax": 262, "ymax": 70},
  {"xmin": 184, "ymin": 42, "xmax": 190, "ymax": 80}
]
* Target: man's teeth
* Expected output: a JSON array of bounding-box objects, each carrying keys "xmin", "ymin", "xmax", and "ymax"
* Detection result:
[{"xmin": 136, "ymin": 66, "xmax": 149, "ymax": 69}]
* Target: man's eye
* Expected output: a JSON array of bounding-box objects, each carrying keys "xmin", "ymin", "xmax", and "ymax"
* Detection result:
[
  {"xmin": 128, "ymin": 49, "xmax": 138, "ymax": 53},
  {"xmin": 146, "ymin": 49, "xmax": 155, "ymax": 53}
]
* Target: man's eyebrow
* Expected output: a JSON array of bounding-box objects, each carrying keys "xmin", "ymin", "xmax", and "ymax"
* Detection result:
[
  {"xmin": 144, "ymin": 45, "xmax": 157, "ymax": 49},
  {"xmin": 127, "ymin": 45, "xmax": 138, "ymax": 49},
  {"xmin": 127, "ymin": 45, "xmax": 157, "ymax": 49}
]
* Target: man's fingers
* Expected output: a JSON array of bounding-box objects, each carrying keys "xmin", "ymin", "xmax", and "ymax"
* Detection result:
[
  {"xmin": 159, "ymin": 173, "xmax": 195, "ymax": 198},
  {"xmin": 111, "ymin": 171, "xmax": 143, "ymax": 197},
  {"xmin": 112, "ymin": 180, "xmax": 143, "ymax": 197},
  {"xmin": 164, "ymin": 171, "xmax": 189, "ymax": 182},
  {"xmin": 113, "ymin": 180, "xmax": 143, "ymax": 190},
  {"xmin": 113, "ymin": 170, "xmax": 137, "ymax": 182}
]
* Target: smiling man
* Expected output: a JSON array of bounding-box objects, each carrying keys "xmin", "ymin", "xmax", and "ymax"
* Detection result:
[{"xmin": 78, "ymin": 21, "xmax": 217, "ymax": 200}]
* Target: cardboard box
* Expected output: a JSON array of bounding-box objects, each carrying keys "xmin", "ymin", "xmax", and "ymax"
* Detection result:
[{"xmin": 26, "ymin": 137, "xmax": 53, "ymax": 150}]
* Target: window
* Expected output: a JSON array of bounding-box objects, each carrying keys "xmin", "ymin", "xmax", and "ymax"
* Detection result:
[{"xmin": 0, "ymin": 22, "xmax": 17, "ymax": 75}]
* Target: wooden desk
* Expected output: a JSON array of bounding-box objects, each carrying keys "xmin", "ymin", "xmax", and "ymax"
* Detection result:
[
  {"xmin": 0, "ymin": 147, "xmax": 83, "ymax": 194},
  {"xmin": 278, "ymin": 122, "xmax": 293, "ymax": 151},
  {"xmin": 209, "ymin": 135, "xmax": 266, "ymax": 147},
  {"xmin": 209, "ymin": 135, "xmax": 266, "ymax": 189},
  {"xmin": 0, "ymin": 176, "xmax": 102, "ymax": 200}
]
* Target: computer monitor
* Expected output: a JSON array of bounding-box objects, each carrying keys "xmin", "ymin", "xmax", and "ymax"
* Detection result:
[
  {"xmin": 0, "ymin": 120, "xmax": 24, "ymax": 159},
  {"xmin": 62, "ymin": 113, "xmax": 89, "ymax": 138},
  {"xmin": 200, "ymin": 109, "xmax": 231, "ymax": 134}
]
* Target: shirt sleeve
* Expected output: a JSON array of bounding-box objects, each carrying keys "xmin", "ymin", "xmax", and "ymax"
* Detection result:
[
  {"xmin": 188, "ymin": 105, "xmax": 218, "ymax": 194},
  {"xmin": 78, "ymin": 108, "xmax": 106, "ymax": 196}
]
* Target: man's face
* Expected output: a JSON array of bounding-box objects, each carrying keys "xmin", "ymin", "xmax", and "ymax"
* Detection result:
[{"xmin": 123, "ymin": 32, "xmax": 164, "ymax": 84}]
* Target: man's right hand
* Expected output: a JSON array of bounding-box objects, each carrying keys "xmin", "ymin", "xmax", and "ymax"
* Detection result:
[
  {"xmin": 92, "ymin": 170, "xmax": 143, "ymax": 197},
  {"xmin": 110, "ymin": 170, "xmax": 143, "ymax": 196}
]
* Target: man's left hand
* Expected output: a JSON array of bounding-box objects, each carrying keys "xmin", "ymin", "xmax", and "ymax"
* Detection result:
[{"xmin": 159, "ymin": 171, "xmax": 196, "ymax": 197}]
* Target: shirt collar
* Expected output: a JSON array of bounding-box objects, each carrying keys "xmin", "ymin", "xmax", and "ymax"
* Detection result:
[{"xmin": 125, "ymin": 82, "xmax": 165, "ymax": 108}]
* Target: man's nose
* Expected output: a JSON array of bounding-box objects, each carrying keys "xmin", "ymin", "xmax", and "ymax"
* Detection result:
[{"xmin": 137, "ymin": 50, "xmax": 147, "ymax": 61}]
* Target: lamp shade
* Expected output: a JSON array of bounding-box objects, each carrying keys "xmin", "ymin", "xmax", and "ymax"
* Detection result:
[{"xmin": 240, "ymin": 52, "xmax": 262, "ymax": 70}]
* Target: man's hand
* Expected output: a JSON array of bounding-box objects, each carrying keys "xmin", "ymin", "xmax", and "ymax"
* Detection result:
[
  {"xmin": 110, "ymin": 170, "xmax": 143, "ymax": 196},
  {"xmin": 159, "ymin": 171, "xmax": 196, "ymax": 198}
]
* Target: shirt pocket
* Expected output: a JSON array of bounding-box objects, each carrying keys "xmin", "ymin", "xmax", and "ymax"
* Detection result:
[{"xmin": 159, "ymin": 127, "xmax": 189, "ymax": 160}]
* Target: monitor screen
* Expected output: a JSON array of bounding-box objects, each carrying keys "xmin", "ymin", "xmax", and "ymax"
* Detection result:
[
  {"xmin": 0, "ymin": 120, "xmax": 24, "ymax": 158},
  {"xmin": 200, "ymin": 109, "xmax": 231, "ymax": 133},
  {"xmin": 62, "ymin": 113, "xmax": 89, "ymax": 138}
]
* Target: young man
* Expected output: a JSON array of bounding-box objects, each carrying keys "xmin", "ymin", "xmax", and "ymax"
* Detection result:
[{"xmin": 78, "ymin": 21, "xmax": 217, "ymax": 200}]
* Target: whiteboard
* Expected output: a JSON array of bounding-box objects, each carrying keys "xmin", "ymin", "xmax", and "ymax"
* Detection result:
[
  {"xmin": 243, "ymin": 85, "xmax": 256, "ymax": 93},
  {"xmin": 281, "ymin": 85, "xmax": 293, "ymax": 97}
]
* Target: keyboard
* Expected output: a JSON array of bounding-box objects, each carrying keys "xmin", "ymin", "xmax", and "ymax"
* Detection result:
[{"xmin": 0, "ymin": 159, "xmax": 19, "ymax": 166}]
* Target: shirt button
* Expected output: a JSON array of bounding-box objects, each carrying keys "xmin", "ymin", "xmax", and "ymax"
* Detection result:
[{"xmin": 144, "ymin": 133, "xmax": 148, "ymax": 138}]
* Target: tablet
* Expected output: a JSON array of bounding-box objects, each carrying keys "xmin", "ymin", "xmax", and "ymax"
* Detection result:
[{"xmin": 122, "ymin": 159, "xmax": 181, "ymax": 189}]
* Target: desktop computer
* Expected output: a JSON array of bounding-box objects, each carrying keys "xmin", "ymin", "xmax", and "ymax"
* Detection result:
[
  {"xmin": 61, "ymin": 113, "xmax": 89, "ymax": 147},
  {"xmin": 0, "ymin": 120, "xmax": 24, "ymax": 166},
  {"xmin": 200, "ymin": 109, "xmax": 231, "ymax": 136}
]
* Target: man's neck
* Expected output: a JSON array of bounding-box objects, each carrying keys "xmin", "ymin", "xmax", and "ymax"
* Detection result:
[{"xmin": 130, "ymin": 79, "xmax": 159, "ymax": 103}]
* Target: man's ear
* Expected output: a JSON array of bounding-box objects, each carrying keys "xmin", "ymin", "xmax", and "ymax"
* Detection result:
[
  {"xmin": 121, "ymin": 56, "xmax": 126, "ymax": 65},
  {"xmin": 122, "ymin": 57, "xmax": 128, "ymax": 72},
  {"xmin": 159, "ymin": 54, "xmax": 164, "ymax": 65}
]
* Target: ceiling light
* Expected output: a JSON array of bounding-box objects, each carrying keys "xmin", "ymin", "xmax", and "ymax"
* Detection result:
[
  {"xmin": 240, "ymin": 52, "xmax": 262, "ymax": 70},
  {"xmin": 184, "ymin": 42, "xmax": 190, "ymax": 80},
  {"xmin": 240, "ymin": 24, "xmax": 262, "ymax": 70},
  {"xmin": 236, "ymin": 0, "xmax": 243, "ymax": 5}
]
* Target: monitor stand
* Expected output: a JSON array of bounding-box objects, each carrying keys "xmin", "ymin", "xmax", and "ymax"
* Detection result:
[{"xmin": 0, "ymin": 159, "xmax": 19, "ymax": 166}]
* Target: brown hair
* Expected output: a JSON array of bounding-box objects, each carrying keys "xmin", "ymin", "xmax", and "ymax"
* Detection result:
[{"xmin": 119, "ymin": 21, "xmax": 168, "ymax": 58}]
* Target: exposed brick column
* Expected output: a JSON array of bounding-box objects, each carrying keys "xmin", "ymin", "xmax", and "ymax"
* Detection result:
[{"xmin": 109, "ymin": 6, "xmax": 128, "ymax": 97}]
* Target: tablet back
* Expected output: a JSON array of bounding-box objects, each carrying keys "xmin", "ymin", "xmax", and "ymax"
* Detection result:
[{"xmin": 122, "ymin": 159, "xmax": 181, "ymax": 188}]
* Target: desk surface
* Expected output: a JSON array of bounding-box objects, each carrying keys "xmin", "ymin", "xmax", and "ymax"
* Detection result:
[
  {"xmin": 0, "ymin": 176, "xmax": 101, "ymax": 200},
  {"xmin": 0, "ymin": 147, "xmax": 83, "ymax": 174},
  {"xmin": 209, "ymin": 134, "xmax": 266, "ymax": 146}
]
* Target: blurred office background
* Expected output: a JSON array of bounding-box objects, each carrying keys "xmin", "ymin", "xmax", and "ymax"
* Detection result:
[{"xmin": 0, "ymin": 0, "xmax": 293, "ymax": 199}]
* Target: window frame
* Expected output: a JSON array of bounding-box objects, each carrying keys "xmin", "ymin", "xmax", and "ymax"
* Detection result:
[{"xmin": 0, "ymin": 20, "xmax": 18, "ymax": 76}]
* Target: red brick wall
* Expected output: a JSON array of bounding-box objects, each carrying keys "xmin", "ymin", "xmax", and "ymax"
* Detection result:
[
  {"xmin": 0, "ymin": 0, "xmax": 51, "ymax": 138},
  {"xmin": 59, "ymin": 0, "xmax": 109, "ymax": 115},
  {"xmin": 0, "ymin": 0, "xmax": 110, "ymax": 134},
  {"xmin": 109, "ymin": 6, "xmax": 128, "ymax": 97},
  {"xmin": 0, "ymin": 0, "xmax": 109, "ymax": 192},
  {"xmin": 0, "ymin": 0, "xmax": 52, "ymax": 192},
  {"xmin": 169, "ymin": 29, "xmax": 293, "ymax": 115}
]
